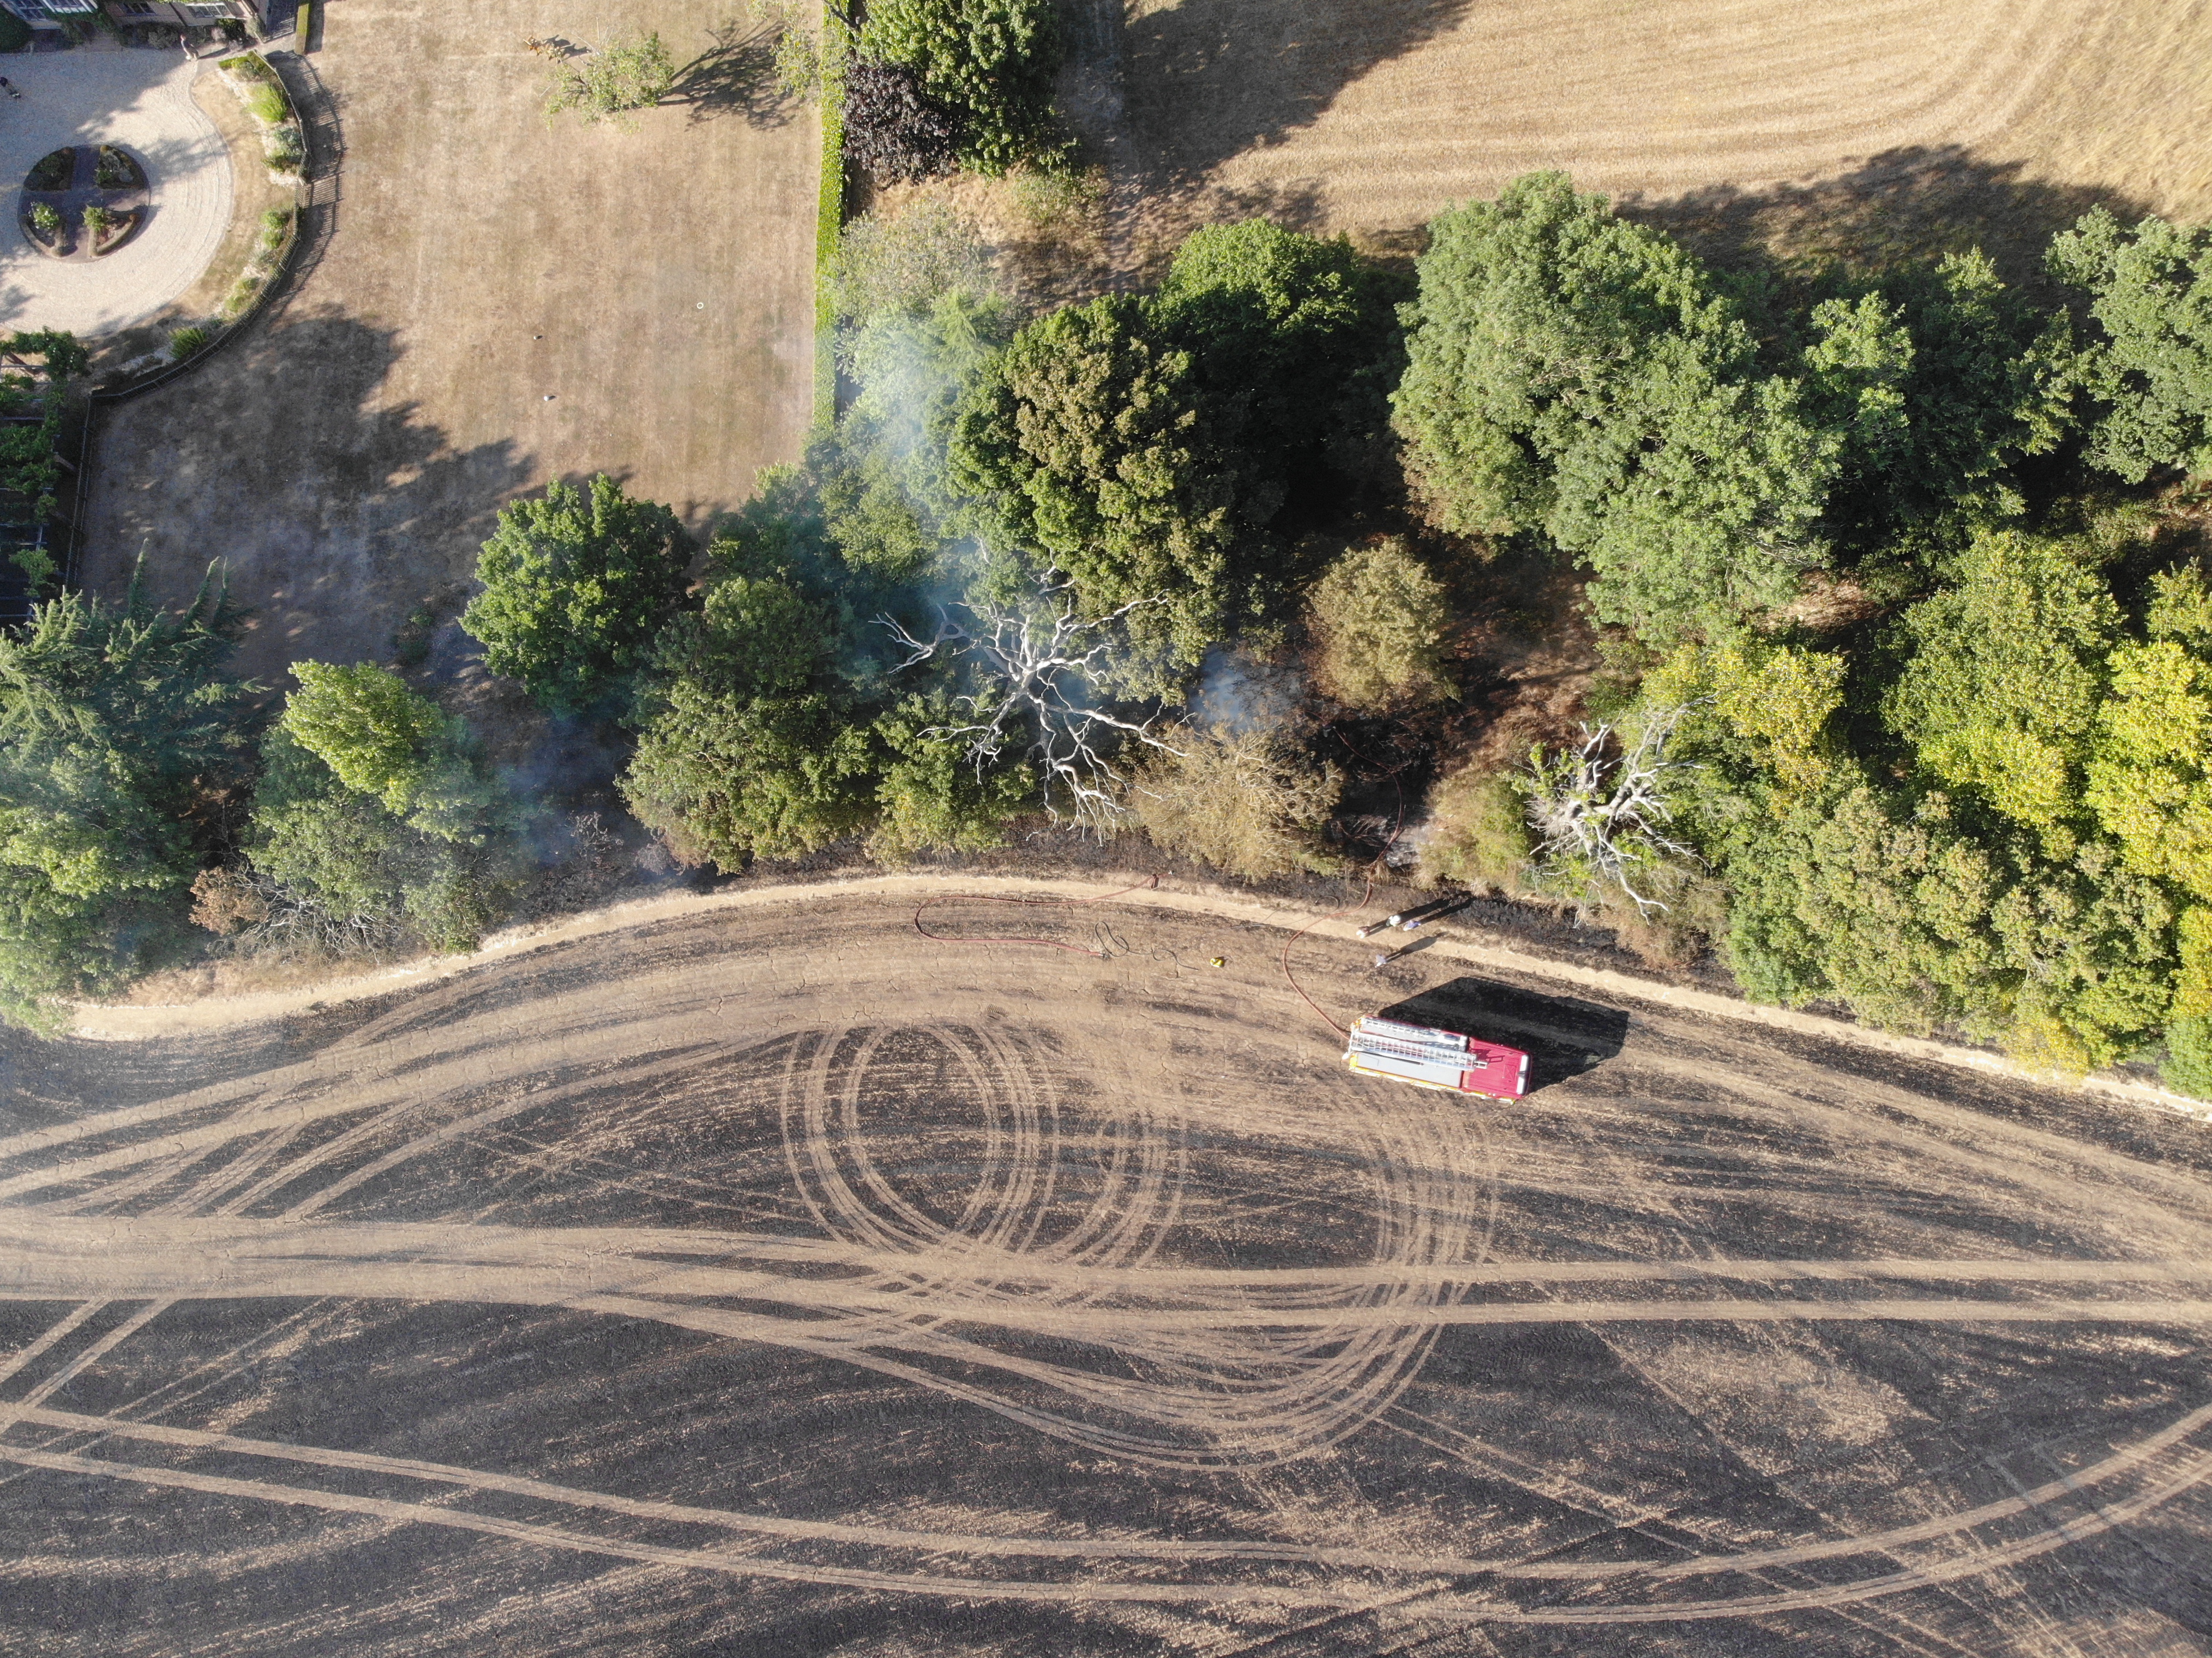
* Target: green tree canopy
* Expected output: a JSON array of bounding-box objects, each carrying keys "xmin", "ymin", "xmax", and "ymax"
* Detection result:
[
  {"xmin": 1646, "ymin": 638, "xmax": 1847, "ymax": 799},
  {"xmin": 1716, "ymin": 777, "xmax": 2172, "ymax": 1070},
  {"xmin": 2083, "ymin": 563, "xmax": 2212, "ymax": 900},
  {"xmin": 869, "ymin": 692, "xmax": 1032, "ymax": 862},
  {"xmin": 279, "ymin": 661, "xmax": 501, "ymax": 842},
  {"xmin": 620, "ymin": 557, "xmax": 873, "ymax": 869},
  {"xmin": 1305, "ymin": 539, "xmax": 1452, "ymax": 711},
  {"xmin": 1883, "ymin": 530, "xmax": 2119, "ymax": 836},
  {"xmin": 948, "ymin": 293, "xmax": 1247, "ymax": 688},
  {"xmin": 0, "ymin": 573, "xmax": 249, "ymax": 1018},
  {"xmin": 946, "ymin": 224, "xmax": 1398, "ymax": 690},
  {"xmin": 2047, "ymin": 206, "xmax": 2212, "ymax": 482},
  {"xmin": 1803, "ymin": 253, "xmax": 2071, "ymax": 555},
  {"xmin": 1392, "ymin": 173, "xmax": 1836, "ymax": 642},
  {"xmin": 247, "ymin": 727, "xmax": 515, "ymax": 954},
  {"xmin": 859, "ymin": 0, "xmax": 1061, "ymax": 173},
  {"xmin": 545, "ymin": 31, "xmax": 676, "ymax": 127},
  {"xmin": 829, "ymin": 287, "xmax": 1013, "ymax": 582},
  {"xmin": 461, "ymin": 474, "xmax": 690, "ymax": 713},
  {"xmin": 1152, "ymin": 219, "xmax": 1403, "ymax": 473},
  {"xmin": 623, "ymin": 682, "xmax": 874, "ymax": 867}
]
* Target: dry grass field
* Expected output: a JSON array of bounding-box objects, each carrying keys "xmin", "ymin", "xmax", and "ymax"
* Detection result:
[
  {"xmin": 1115, "ymin": 0, "xmax": 2212, "ymax": 275},
  {"xmin": 79, "ymin": 0, "xmax": 818, "ymax": 684}
]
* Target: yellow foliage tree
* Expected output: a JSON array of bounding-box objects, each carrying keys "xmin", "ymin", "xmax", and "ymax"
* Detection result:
[
  {"xmin": 1648, "ymin": 639, "xmax": 1845, "ymax": 794},
  {"xmin": 1305, "ymin": 540, "xmax": 1452, "ymax": 712}
]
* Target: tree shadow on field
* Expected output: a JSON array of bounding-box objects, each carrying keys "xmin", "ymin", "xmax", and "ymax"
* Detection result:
[
  {"xmin": 1123, "ymin": 0, "xmax": 1473, "ymax": 191},
  {"xmin": 1381, "ymin": 977, "xmax": 1630, "ymax": 1095},
  {"xmin": 81, "ymin": 309, "xmax": 537, "ymax": 689},
  {"xmin": 1618, "ymin": 145, "xmax": 2152, "ymax": 302},
  {"xmin": 664, "ymin": 20, "xmax": 795, "ymax": 129}
]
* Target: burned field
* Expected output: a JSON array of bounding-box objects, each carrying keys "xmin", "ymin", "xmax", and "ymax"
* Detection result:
[{"xmin": 3, "ymin": 891, "xmax": 2211, "ymax": 1655}]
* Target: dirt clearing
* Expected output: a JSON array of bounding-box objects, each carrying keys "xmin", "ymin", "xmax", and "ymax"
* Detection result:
[{"xmin": 4, "ymin": 890, "xmax": 2211, "ymax": 1653}]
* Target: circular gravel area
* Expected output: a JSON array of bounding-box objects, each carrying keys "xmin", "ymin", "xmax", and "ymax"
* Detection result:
[{"xmin": 0, "ymin": 50, "xmax": 232, "ymax": 335}]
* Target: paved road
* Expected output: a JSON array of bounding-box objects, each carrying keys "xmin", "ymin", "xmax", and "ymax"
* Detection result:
[
  {"xmin": 2, "ymin": 891, "xmax": 2209, "ymax": 1654},
  {"xmin": 0, "ymin": 46, "xmax": 230, "ymax": 335}
]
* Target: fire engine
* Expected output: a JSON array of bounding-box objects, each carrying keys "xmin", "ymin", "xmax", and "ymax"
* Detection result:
[{"xmin": 1344, "ymin": 1015, "xmax": 1529, "ymax": 1100}]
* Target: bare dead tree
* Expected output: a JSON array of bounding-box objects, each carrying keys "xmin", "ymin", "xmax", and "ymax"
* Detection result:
[
  {"xmin": 881, "ymin": 579, "xmax": 1182, "ymax": 832},
  {"xmin": 1524, "ymin": 707, "xmax": 1700, "ymax": 915},
  {"xmin": 192, "ymin": 864, "xmax": 408, "ymax": 954}
]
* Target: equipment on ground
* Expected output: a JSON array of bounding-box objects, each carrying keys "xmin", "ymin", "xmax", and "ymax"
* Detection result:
[
  {"xmin": 1356, "ymin": 894, "xmax": 1472, "ymax": 939},
  {"xmin": 1344, "ymin": 1015, "xmax": 1529, "ymax": 1100}
]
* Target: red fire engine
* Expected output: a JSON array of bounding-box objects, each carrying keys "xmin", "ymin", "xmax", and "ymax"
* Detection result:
[{"xmin": 1344, "ymin": 1015, "xmax": 1529, "ymax": 1100}]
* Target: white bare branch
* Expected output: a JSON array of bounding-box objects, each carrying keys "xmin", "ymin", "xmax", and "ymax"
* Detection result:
[
  {"xmin": 1524, "ymin": 706, "xmax": 1700, "ymax": 915},
  {"xmin": 879, "ymin": 577, "xmax": 1182, "ymax": 832}
]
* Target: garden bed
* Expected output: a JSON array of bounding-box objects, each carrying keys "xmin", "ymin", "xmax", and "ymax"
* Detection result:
[
  {"xmin": 93, "ymin": 143, "xmax": 145, "ymax": 190},
  {"xmin": 24, "ymin": 147, "xmax": 73, "ymax": 191},
  {"xmin": 85, "ymin": 204, "xmax": 143, "ymax": 256},
  {"xmin": 219, "ymin": 49, "xmax": 306, "ymax": 184},
  {"xmin": 85, "ymin": 60, "xmax": 305, "ymax": 388}
]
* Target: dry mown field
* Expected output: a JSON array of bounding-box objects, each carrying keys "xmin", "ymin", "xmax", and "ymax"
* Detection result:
[
  {"xmin": 80, "ymin": 0, "xmax": 817, "ymax": 685},
  {"xmin": 1110, "ymin": 0, "xmax": 2212, "ymax": 274}
]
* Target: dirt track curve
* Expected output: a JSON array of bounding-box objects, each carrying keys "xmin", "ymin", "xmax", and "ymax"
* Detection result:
[{"xmin": 4, "ymin": 886, "xmax": 2211, "ymax": 1655}]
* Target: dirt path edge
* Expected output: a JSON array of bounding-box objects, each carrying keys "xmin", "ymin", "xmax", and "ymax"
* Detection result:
[{"xmin": 61, "ymin": 870, "xmax": 2212, "ymax": 1125}]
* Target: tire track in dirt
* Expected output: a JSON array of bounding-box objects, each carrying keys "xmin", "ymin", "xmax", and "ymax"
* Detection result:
[
  {"xmin": 7, "ymin": 1419, "xmax": 2212, "ymax": 1620},
  {"xmin": 8, "ymin": 891, "xmax": 2212, "ymax": 1644},
  {"xmin": 4, "ymin": 1393, "xmax": 2204, "ymax": 1589}
]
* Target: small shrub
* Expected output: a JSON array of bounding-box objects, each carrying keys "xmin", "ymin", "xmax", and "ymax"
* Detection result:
[
  {"xmin": 246, "ymin": 81, "xmax": 288, "ymax": 125},
  {"xmin": 93, "ymin": 145, "xmax": 139, "ymax": 188},
  {"xmin": 1418, "ymin": 762, "xmax": 1532, "ymax": 893},
  {"xmin": 259, "ymin": 206, "xmax": 293, "ymax": 248},
  {"xmin": 81, "ymin": 205, "xmax": 111, "ymax": 241},
  {"xmin": 842, "ymin": 56, "xmax": 963, "ymax": 185},
  {"xmin": 1126, "ymin": 725, "xmax": 1341, "ymax": 880},
  {"xmin": 1008, "ymin": 164, "xmax": 1101, "ymax": 230},
  {"xmin": 169, "ymin": 325, "xmax": 212, "ymax": 358},
  {"xmin": 223, "ymin": 49, "xmax": 279, "ymax": 86},
  {"xmin": 2165, "ymin": 1015, "xmax": 2212, "ymax": 1100},
  {"xmin": 544, "ymin": 31, "xmax": 676, "ymax": 128},
  {"xmin": 28, "ymin": 202, "xmax": 58, "ymax": 237},
  {"xmin": 392, "ymin": 603, "xmax": 438, "ymax": 668},
  {"xmin": 190, "ymin": 867, "xmax": 268, "ymax": 936},
  {"xmin": 264, "ymin": 123, "xmax": 304, "ymax": 170},
  {"xmin": 1587, "ymin": 861, "xmax": 1727, "ymax": 969},
  {"xmin": 831, "ymin": 199, "xmax": 995, "ymax": 325},
  {"xmin": 11, "ymin": 545, "xmax": 57, "ymax": 597},
  {"xmin": 1306, "ymin": 539, "xmax": 1453, "ymax": 711},
  {"xmin": 220, "ymin": 274, "xmax": 264, "ymax": 321}
]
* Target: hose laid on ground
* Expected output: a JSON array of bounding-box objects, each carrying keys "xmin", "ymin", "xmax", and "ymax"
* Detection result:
[{"xmin": 1277, "ymin": 876, "xmax": 1375, "ymax": 1038}]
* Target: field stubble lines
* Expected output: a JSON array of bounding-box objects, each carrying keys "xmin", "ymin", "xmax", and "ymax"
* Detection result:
[{"xmin": 1212, "ymin": 0, "xmax": 2088, "ymax": 220}]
